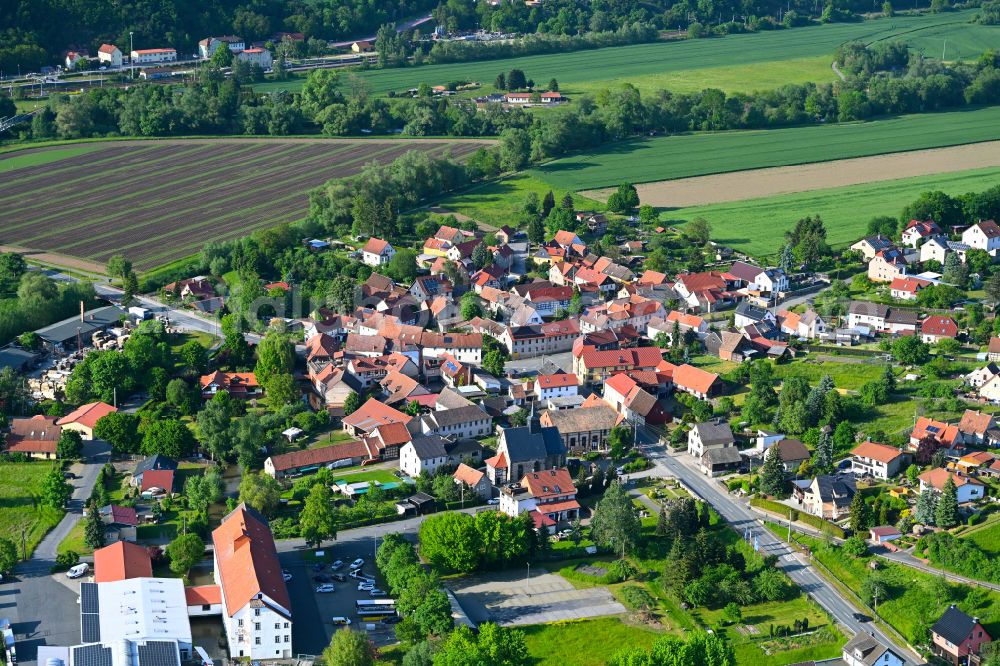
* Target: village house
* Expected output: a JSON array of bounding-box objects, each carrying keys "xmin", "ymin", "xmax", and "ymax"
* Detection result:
[
  {"xmin": 979, "ymin": 373, "xmax": 1000, "ymax": 404},
  {"xmin": 770, "ymin": 438, "xmax": 810, "ymax": 473},
  {"xmin": 97, "ymin": 44, "xmax": 122, "ymax": 68},
  {"xmin": 499, "ymin": 319, "xmax": 580, "ymax": 359},
  {"xmin": 867, "ymin": 248, "xmax": 909, "ymax": 282},
  {"xmin": 198, "ymin": 35, "xmax": 245, "ymax": 58},
  {"xmin": 921, "ymin": 237, "xmax": 970, "ymax": 265},
  {"xmin": 130, "ymin": 454, "xmax": 177, "ymax": 489},
  {"xmin": 850, "ymin": 234, "xmax": 894, "ymax": 260},
  {"xmin": 93, "ymin": 540, "xmax": 152, "ymax": 583},
  {"xmin": 910, "ymin": 416, "xmax": 960, "ymax": 451},
  {"xmin": 572, "ymin": 345, "xmax": 664, "ymax": 385},
  {"xmin": 966, "ymin": 362, "xmax": 1000, "ymax": 389},
  {"xmin": 237, "ymin": 47, "xmax": 272, "ymax": 68},
  {"xmin": 485, "ymin": 412, "xmax": 565, "ymax": 485},
  {"xmin": 200, "ymin": 371, "xmax": 262, "ymax": 400},
  {"xmin": 453, "ymin": 463, "xmax": 492, "ymax": 499},
  {"xmin": 420, "ymin": 404, "xmax": 491, "ymax": 439},
  {"xmin": 800, "ymin": 475, "xmax": 856, "ymax": 520},
  {"xmin": 889, "ymin": 276, "xmax": 931, "ymax": 300},
  {"xmin": 777, "ymin": 309, "xmax": 826, "ymax": 339},
  {"xmin": 846, "ymin": 302, "xmax": 920, "ymax": 335},
  {"xmin": 212, "ymin": 504, "xmax": 292, "ymax": 659},
  {"xmin": 841, "ymin": 632, "xmax": 906, "ymax": 666},
  {"xmin": 263, "ymin": 440, "xmax": 374, "ymax": 479},
  {"xmin": 988, "ymin": 337, "xmax": 1000, "ymax": 362},
  {"xmin": 724, "ymin": 261, "xmax": 788, "ymax": 294},
  {"xmin": 602, "ymin": 373, "xmax": 667, "ymax": 427},
  {"xmin": 539, "ymin": 403, "xmax": 619, "ymax": 453},
  {"xmin": 131, "ymin": 48, "xmax": 177, "ymax": 64},
  {"xmin": 921, "ymin": 315, "xmax": 959, "ymax": 343},
  {"xmin": 648, "ymin": 311, "xmax": 709, "ymax": 344},
  {"xmin": 919, "ymin": 468, "xmax": 984, "ymax": 504},
  {"xmin": 688, "ymin": 418, "xmax": 736, "ymax": 459},
  {"xmin": 672, "ymin": 363, "xmax": 721, "ymax": 400},
  {"xmin": 962, "ymin": 220, "xmax": 1000, "ymax": 256},
  {"xmin": 958, "ymin": 409, "xmax": 999, "ymax": 447},
  {"xmin": 902, "ymin": 219, "xmax": 942, "ymax": 248},
  {"xmin": 4, "ymin": 415, "xmax": 60, "ymax": 459},
  {"xmin": 850, "ymin": 442, "xmax": 909, "ymax": 480},
  {"xmin": 673, "ymin": 271, "xmax": 735, "ymax": 312},
  {"xmin": 96, "ymin": 505, "xmax": 138, "ymax": 543},
  {"xmin": 361, "ymin": 238, "xmax": 395, "ymax": 267},
  {"xmin": 534, "ymin": 373, "xmax": 578, "ymax": 401},
  {"xmin": 734, "ymin": 302, "xmax": 776, "ymax": 330},
  {"xmin": 56, "ymin": 401, "xmax": 116, "ymax": 439},
  {"xmin": 930, "ymin": 604, "xmax": 993, "ymax": 665},
  {"xmin": 499, "ymin": 468, "xmax": 579, "ymax": 532},
  {"xmin": 399, "ymin": 435, "xmax": 450, "ymax": 478},
  {"xmin": 342, "ymin": 398, "xmax": 411, "ymax": 438}
]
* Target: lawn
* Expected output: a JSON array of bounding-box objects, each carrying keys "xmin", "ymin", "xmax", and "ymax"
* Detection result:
[
  {"xmin": 772, "ymin": 359, "xmax": 895, "ymax": 392},
  {"xmin": 330, "ymin": 469, "xmax": 399, "ymax": 485},
  {"xmin": 434, "ymin": 173, "xmax": 605, "ymax": 229},
  {"xmin": 963, "ymin": 519, "xmax": 1000, "ymax": 556},
  {"xmin": 535, "ymin": 105, "xmax": 1000, "ymax": 192},
  {"xmin": 790, "ymin": 530, "xmax": 1000, "ymax": 644},
  {"xmin": 0, "ymin": 462, "xmax": 64, "ymax": 560},
  {"xmin": 520, "ymin": 616, "xmax": 663, "ymax": 665},
  {"xmin": 256, "ymin": 10, "xmax": 990, "ymax": 98},
  {"xmin": 667, "ymin": 164, "xmax": 1000, "ymax": 259}
]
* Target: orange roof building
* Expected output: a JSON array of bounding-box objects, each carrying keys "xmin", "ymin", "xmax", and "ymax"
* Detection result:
[
  {"xmin": 93, "ymin": 541, "xmax": 152, "ymax": 583},
  {"xmin": 57, "ymin": 401, "xmax": 117, "ymax": 438},
  {"xmin": 212, "ymin": 504, "xmax": 293, "ymax": 658}
]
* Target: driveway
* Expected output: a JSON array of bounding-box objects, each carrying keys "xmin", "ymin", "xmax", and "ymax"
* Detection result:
[
  {"xmin": 505, "ymin": 351, "xmax": 573, "ymax": 376},
  {"xmin": 8, "ymin": 438, "xmax": 110, "ymax": 665}
]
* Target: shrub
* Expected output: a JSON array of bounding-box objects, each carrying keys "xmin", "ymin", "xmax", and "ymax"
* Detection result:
[
  {"xmin": 841, "ymin": 536, "xmax": 869, "ymax": 558},
  {"xmin": 609, "ymin": 559, "xmax": 638, "ymax": 582},
  {"xmin": 52, "ymin": 550, "xmax": 80, "ymax": 572},
  {"xmin": 620, "ymin": 585, "xmax": 655, "ymax": 611}
]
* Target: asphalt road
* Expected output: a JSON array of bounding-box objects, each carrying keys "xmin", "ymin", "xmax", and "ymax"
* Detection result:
[{"xmin": 634, "ymin": 425, "xmax": 921, "ymax": 664}]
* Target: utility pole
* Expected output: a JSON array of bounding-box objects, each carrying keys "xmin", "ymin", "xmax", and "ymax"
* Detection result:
[
  {"xmin": 787, "ymin": 506, "xmax": 792, "ymax": 543},
  {"xmin": 130, "ymin": 32, "xmax": 134, "ymax": 79}
]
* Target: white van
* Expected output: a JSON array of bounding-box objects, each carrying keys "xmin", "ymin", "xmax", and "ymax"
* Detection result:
[{"xmin": 67, "ymin": 563, "xmax": 90, "ymax": 578}]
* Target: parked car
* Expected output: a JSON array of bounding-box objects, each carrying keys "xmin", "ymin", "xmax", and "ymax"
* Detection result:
[
  {"xmin": 315, "ymin": 584, "xmax": 335, "ymax": 593},
  {"xmin": 349, "ymin": 569, "xmax": 370, "ymax": 579},
  {"xmin": 282, "ymin": 570, "xmax": 293, "ymax": 582},
  {"xmin": 331, "ymin": 560, "xmax": 344, "ymax": 570},
  {"xmin": 358, "ymin": 582, "xmax": 375, "ymax": 591},
  {"xmin": 369, "ymin": 589, "xmax": 387, "ymax": 597},
  {"xmin": 487, "ymin": 498, "xmax": 500, "ymax": 505},
  {"xmin": 331, "ymin": 573, "xmax": 347, "ymax": 582},
  {"xmin": 67, "ymin": 563, "xmax": 90, "ymax": 579},
  {"xmin": 350, "ymin": 558, "xmax": 364, "ymax": 569},
  {"xmin": 331, "ymin": 617, "xmax": 352, "ymax": 626}
]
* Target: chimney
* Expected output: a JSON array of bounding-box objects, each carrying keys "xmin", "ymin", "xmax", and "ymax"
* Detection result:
[{"xmin": 80, "ymin": 300, "xmax": 85, "ymax": 322}]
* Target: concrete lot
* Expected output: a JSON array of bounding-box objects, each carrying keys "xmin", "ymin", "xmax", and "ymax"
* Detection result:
[{"xmin": 450, "ymin": 568, "xmax": 626, "ymax": 627}]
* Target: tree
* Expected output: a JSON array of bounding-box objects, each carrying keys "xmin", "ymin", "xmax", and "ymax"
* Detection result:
[
  {"xmin": 891, "ymin": 336, "xmax": 930, "ymax": 365},
  {"xmin": 255, "ymin": 330, "xmax": 295, "ymax": 385},
  {"xmin": 84, "ymin": 502, "xmax": 105, "ymax": 550},
  {"xmin": 122, "ymin": 271, "xmax": 139, "ymax": 305},
  {"xmin": 471, "ymin": 242, "xmax": 491, "ymax": 270},
  {"xmin": 900, "ymin": 190, "xmax": 963, "ymax": 230},
  {"xmin": 265, "ymin": 372, "xmax": 298, "ymax": 407},
  {"xmin": 915, "ymin": 437, "xmax": 938, "ymax": 465},
  {"xmin": 419, "ymin": 512, "xmax": 480, "ymax": 572},
  {"xmin": 943, "ymin": 251, "xmax": 968, "ymax": 287},
  {"xmin": 608, "ymin": 632, "xmax": 734, "ymax": 666},
  {"xmin": 141, "ymin": 419, "xmax": 196, "ymax": 458},
  {"xmin": 239, "ymin": 471, "xmax": 283, "ymax": 518},
  {"xmin": 914, "ymin": 486, "xmax": 938, "ymax": 525},
  {"xmin": 0, "ymin": 538, "xmax": 17, "ymax": 574},
  {"xmin": 986, "ymin": 273, "xmax": 1000, "ymax": 307},
  {"xmin": 186, "ymin": 468, "xmax": 224, "ymax": 515},
  {"xmin": 849, "ymin": 489, "xmax": 872, "ymax": 533},
  {"xmin": 759, "ymin": 445, "xmax": 787, "ymax": 497},
  {"xmin": 541, "ymin": 190, "xmax": 556, "ymax": 217},
  {"xmin": 209, "ymin": 42, "xmax": 234, "ymax": 67},
  {"xmin": 220, "ymin": 313, "xmax": 252, "ymax": 367},
  {"xmin": 685, "ymin": 217, "xmax": 712, "ymax": 245},
  {"xmin": 57, "ymin": 429, "xmax": 84, "ymax": 459},
  {"xmin": 387, "ymin": 249, "xmax": 419, "ymax": 283},
  {"xmin": 300, "ymin": 483, "xmax": 338, "ymax": 547},
  {"xmin": 106, "ymin": 254, "xmax": 132, "ymax": 280},
  {"xmin": 507, "ymin": 68, "xmax": 527, "ymax": 90},
  {"xmin": 935, "ymin": 476, "xmax": 959, "ymax": 528},
  {"xmin": 607, "ymin": 183, "xmax": 639, "ymax": 212},
  {"xmin": 815, "ymin": 429, "xmax": 833, "ymax": 472},
  {"xmin": 40, "ymin": 467, "xmax": 72, "ymax": 509},
  {"xmin": 608, "ymin": 425, "xmax": 633, "ymax": 461},
  {"xmin": 166, "ymin": 532, "xmax": 205, "ymax": 576},
  {"xmin": 883, "ymin": 0, "xmax": 894, "ymax": 14},
  {"xmin": 722, "ymin": 602, "xmax": 742, "ymax": 625},
  {"xmin": 494, "ymin": 72, "xmax": 506, "ymax": 90},
  {"xmin": 460, "ymin": 291, "xmax": 483, "ymax": 320},
  {"xmin": 861, "ymin": 571, "xmax": 887, "ymax": 607},
  {"xmin": 499, "ymin": 128, "xmax": 530, "ymax": 172},
  {"xmin": 343, "ymin": 391, "xmax": 363, "ymax": 417},
  {"xmin": 590, "ymin": 481, "xmax": 641, "ymax": 558},
  {"xmin": 94, "ymin": 412, "xmax": 140, "ymax": 454},
  {"xmin": 483, "ymin": 348, "xmax": 506, "ymax": 378},
  {"xmin": 527, "ymin": 216, "xmax": 544, "ymax": 244}
]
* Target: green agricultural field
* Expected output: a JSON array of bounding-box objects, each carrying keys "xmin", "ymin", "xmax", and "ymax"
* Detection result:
[
  {"xmin": 962, "ymin": 519, "xmax": 1000, "ymax": 555},
  {"xmin": 0, "ymin": 462, "xmax": 65, "ymax": 560},
  {"xmin": 255, "ymin": 10, "xmax": 991, "ymax": 98},
  {"xmin": 521, "ymin": 617, "xmax": 663, "ymax": 665},
  {"xmin": 535, "ymin": 106, "xmax": 1000, "ymax": 191},
  {"xmin": 0, "ymin": 145, "xmax": 102, "ymax": 172},
  {"xmin": 434, "ymin": 173, "xmax": 605, "ymax": 228},
  {"xmin": 666, "ymin": 164, "xmax": 1000, "ymax": 258}
]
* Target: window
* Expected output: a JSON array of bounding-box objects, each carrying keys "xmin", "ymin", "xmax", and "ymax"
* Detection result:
[
  {"xmin": 254, "ymin": 608, "xmax": 261, "ymax": 616},
  {"xmin": 275, "ymin": 637, "xmax": 281, "ymax": 644},
  {"xmin": 284, "ymin": 622, "xmax": 290, "ymax": 628},
  {"xmin": 255, "ymin": 638, "xmax": 261, "ymax": 645},
  {"xmin": 238, "ymin": 619, "xmax": 244, "ymax": 627},
  {"xmin": 255, "ymin": 623, "xmax": 261, "ymax": 631},
  {"xmin": 202, "ymin": 604, "xmax": 211, "ymax": 611},
  {"xmin": 284, "ymin": 636, "xmax": 290, "ymax": 643},
  {"xmin": 275, "ymin": 623, "xmax": 280, "ymax": 629}
]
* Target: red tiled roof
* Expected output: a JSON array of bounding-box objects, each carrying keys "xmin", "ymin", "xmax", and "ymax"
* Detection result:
[
  {"xmin": 536, "ymin": 373, "xmax": 577, "ymax": 389},
  {"xmin": 890, "ymin": 276, "xmax": 931, "ymax": 293},
  {"xmin": 919, "ymin": 468, "xmax": 983, "ymax": 490},
  {"xmin": 578, "ymin": 347, "xmax": 664, "ymax": 370},
  {"xmin": 852, "ymin": 441, "xmax": 904, "ymax": 464},
  {"xmin": 57, "ymin": 401, "xmax": 117, "ymax": 429},
  {"xmin": 185, "ymin": 584, "xmax": 222, "ymax": 606},
  {"xmin": 141, "ymin": 469, "xmax": 174, "ymax": 492},
  {"xmin": 94, "ymin": 541, "xmax": 152, "ymax": 583},
  {"xmin": 522, "ymin": 468, "xmax": 576, "ymax": 499},
  {"xmin": 921, "ymin": 316, "xmax": 958, "ymax": 338},
  {"xmin": 363, "ymin": 238, "xmax": 390, "ymax": 254},
  {"xmin": 673, "ymin": 364, "xmax": 719, "ymax": 395},
  {"xmin": 341, "ymin": 398, "xmax": 411, "ymax": 432},
  {"xmin": 453, "ymin": 463, "xmax": 485, "ymax": 487},
  {"xmin": 212, "ymin": 504, "xmax": 291, "ymax": 618},
  {"xmin": 267, "ymin": 441, "xmax": 366, "ymax": 472}
]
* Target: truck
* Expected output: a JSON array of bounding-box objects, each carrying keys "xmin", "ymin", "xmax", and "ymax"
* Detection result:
[{"xmin": 129, "ymin": 306, "xmax": 151, "ymax": 321}]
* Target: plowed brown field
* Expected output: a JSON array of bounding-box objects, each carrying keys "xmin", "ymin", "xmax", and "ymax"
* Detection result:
[{"xmin": 0, "ymin": 138, "xmax": 488, "ymax": 271}]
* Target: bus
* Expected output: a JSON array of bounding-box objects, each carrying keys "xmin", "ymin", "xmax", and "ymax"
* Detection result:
[{"xmin": 356, "ymin": 599, "xmax": 397, "ymax": 619}]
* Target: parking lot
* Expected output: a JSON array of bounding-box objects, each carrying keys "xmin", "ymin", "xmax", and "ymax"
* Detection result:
[
  {"xmin": 279, "ymin": 543, "xmax": 398, "ymax": 654},
  {"xmin": 449, "ymin": 568, "xmax": 625, "ymax": 627}
]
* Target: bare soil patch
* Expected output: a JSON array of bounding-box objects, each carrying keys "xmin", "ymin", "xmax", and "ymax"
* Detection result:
[{"xmin": 582, "ymin": 141, "xmax": 1000, "ymax": 208}]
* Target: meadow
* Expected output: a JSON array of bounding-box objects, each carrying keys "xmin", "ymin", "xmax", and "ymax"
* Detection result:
[
  {"xmin": 255, "ymin": 10, "xmax": 992, "ymax": 98},
  {"xmin": 666, "ymin": 165, "xmax": 1000, "ymax": 258},
  {"xmin": 0, "ymin": 138, "xmax": 486, "ymax": 272},
  {"xmin": 0, "ymin": 462, "xmax": 65, "ymax": 560},
  {"xmin": 535, "ymin": 105, "xmax": 1000, "ymax": 191}
]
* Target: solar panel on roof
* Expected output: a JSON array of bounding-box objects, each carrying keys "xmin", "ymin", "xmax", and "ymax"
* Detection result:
[
  {"xmin": 81, "ymin": 613, "xmax": 101, "ymax": 643},
  {"xmin": 74, "ymin": 643, "xmax": 112, "ymax": 666},
  {"xmin": 80, "ymin": 582, "xmax": 100, "ymax": 613},
  {"xmin": 137, "ymin": 641, "xmax": 180, "ymax": 666}
]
